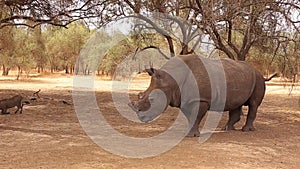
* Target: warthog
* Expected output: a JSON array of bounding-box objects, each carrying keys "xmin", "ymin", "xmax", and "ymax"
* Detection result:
[{"xmin": 0, "ymin": 95, "xmax": 28, "ymax": 114}]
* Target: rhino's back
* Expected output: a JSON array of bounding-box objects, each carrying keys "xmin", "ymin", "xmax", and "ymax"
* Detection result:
[
  {"xmin": 221, "ymin": 59, "xmax": 258, "ymax": 110},
  {"xmin": 179, "ymin": 55, "xmax": 258, "ymax": 111}
]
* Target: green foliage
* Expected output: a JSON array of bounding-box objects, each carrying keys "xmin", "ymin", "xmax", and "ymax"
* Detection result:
[
  {"xmin": 77, "ymin": 30, "xmax": 113, "ymax": 75},
  {"xmin": 31, "ymin": 25, "xmax": 46, "ymax": 73},
  {"xmin": 247, "ymin": 32, "xmax": 299, "ymax": 78},
  {"xmin": 98, "ymin": 31, "xmax": 133, "ymax": 75},
  {"xmin": 0, "ymin": 21, "xmax": 91, "ymax": 76},
  {"xmin": 44, "ymin": 22, "xmax": 91, "ymax": 73},
  {"xmin": 0, "ymin": 27, "xmax": 36, "ymax": 76},
  {"xmin": 0, "ymin": 26, "xmax": 14, "ymax": 73},
  {"xmin": 12, "ymin": 28, "xmax": 36, "ymax": 71},
  {"xmin": 97, "ymin": 32, "xmax": 169, "ymax": 76}
]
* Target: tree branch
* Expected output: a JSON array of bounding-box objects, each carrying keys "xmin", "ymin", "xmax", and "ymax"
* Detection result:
[
  {"xmin": 226, "ymin": 20, "xmax": 240, "ymax": 56},
  {"xmin": 134, "ymin": 45, "xmax": 170, "ymax": 60}
]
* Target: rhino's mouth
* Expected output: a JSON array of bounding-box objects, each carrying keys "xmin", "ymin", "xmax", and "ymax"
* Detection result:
[
  {"xmin": 128, "ymin": 102, "xmax": 139, "ymax": 113},
  {"xmin": 128, "ymin": 89, "xmax": 169, "ymax": 123},
  {"xmin": 128, "ymin": 102, "xmax": 153, "ymax": 123}
]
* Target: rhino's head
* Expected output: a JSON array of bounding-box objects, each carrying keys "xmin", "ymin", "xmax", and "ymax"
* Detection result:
[{"xmin": 129, "ymin": 68, "xmax": 180, "ymax": 123}]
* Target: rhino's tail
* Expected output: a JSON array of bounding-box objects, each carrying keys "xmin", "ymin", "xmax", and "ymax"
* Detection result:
[{"xmin": 265, "ymin": 73, "xmax": 279, "ymax": 81}]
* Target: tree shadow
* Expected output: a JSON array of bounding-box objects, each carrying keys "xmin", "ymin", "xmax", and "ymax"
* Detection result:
[{"xmin": 0, "ymin": 125, "xmax": 63, "ymax": 138}]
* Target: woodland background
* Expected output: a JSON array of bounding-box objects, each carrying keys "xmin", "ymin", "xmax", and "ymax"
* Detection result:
[{"xmin": 0, "ymin": 0, "xmax": 299, "ymax": 80}]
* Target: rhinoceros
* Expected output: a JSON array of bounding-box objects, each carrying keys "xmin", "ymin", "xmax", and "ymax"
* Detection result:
[{"xmin": 129, "ymin": 54, "xmax": 274, "ymax": 137}]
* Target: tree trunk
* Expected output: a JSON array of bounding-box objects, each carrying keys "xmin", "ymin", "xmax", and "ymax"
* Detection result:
[
  {"xmin": 180, "ymin": 43, "xmax": 189, "ymax": 55},
  {"xmin": 16, "ymin": 66, "xmax": 21, "ymax": 80},
  {"xmin": 2, "ymin": 64, "xmax": 6, "ymax": 76},
  {"xmin": 37, "ymin": 65, "xmax": 43, "ymax": 73},
  {"xmin": 2, "ymin": 64, "xmax": 10, "ymax": 76},
  {"xmin": 65, "ymin": 65, "xmax": 69, "ymax": 74},
  {"xmin": 70, "ymin": 65, "xmax": 73, "ymax": 74},
  {"xmin": 84, "ymin": 64, "xmax": 89, "ymax": 75},
  {"xmin": 75, "ymin": 66, "xmax": 79, "ymax": 75},
  {"xmin": 237, "ymin": 54, "xmax": 246, "ymax": 61}
]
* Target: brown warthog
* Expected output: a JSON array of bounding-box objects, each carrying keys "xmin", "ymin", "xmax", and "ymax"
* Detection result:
[
  {"xmin": 0, "ymin": 95, "xmax": 28, "ymax": 114},
  {"xmin": 129, "ymin": 54, "xmax": 277, "ymax": 137}
]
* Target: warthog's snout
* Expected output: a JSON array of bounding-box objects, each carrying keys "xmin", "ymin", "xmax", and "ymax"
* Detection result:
[{"xmin": 23, "ymin": 100, "xmax": 30, "ymax": 105}]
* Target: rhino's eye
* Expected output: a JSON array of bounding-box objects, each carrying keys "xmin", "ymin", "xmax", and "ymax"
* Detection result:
[{"xmin": 138, "ymin": 93, "xmax": 144, "ymax": 99}]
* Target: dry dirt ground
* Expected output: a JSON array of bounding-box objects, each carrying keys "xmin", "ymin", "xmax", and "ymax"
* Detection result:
[{"xmin": 0, "ymin": 74, "xmax": 299, "ymax": 169}]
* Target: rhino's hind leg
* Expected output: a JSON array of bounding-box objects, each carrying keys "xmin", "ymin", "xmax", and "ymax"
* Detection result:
[
  {"xmin": 223, "ymin": 106, "xmax": 242, "ymax": 131},
  {"xmin": 242, "ymin": 103, "xmax": 258, "ymax": 132}
]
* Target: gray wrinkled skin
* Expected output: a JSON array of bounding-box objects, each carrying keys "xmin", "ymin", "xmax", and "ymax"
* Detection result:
[
  {"xmin": 130, "ymin": 54, "xmax": 266, "ymax": 137},
  {"xmin": 132, "ymin": 89, "xmax": 168, "ymax": 123}
]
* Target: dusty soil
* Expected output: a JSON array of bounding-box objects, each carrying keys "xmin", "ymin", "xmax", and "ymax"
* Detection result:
[{"xmin": 0, "ymin": 75, "xmax": 299, "ymax": 169}]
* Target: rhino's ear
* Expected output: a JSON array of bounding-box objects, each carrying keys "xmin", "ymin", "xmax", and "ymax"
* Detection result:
[{"xmin": 145, "ymin": 68, "xmax": 155, "ymax": 76}]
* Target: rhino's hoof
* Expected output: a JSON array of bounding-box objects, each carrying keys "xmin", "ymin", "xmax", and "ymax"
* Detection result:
[
  {"xmin": 242, "ymin": 126, "xmax": 255, "ymax": 132},
  {"xmin": 187, "ymin": 131, "xmax": 200, "ymax": 137},
  {"xmin": 223, "ymin": 125, "xmax": 236, "ymax": 131}
]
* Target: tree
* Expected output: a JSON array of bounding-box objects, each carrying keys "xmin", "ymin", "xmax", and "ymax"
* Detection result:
[
  {"xmin": 31, "ymin": 25, "xmax": 47, "ymax": 73},
  {"xmin": 77, "ymin": 30, "xmax": 112, "ymax": 75},
  {"xmin": 0, "ymin": 26, "xmax": 14, "ymax": 75},
  {"xmin": 1, "ymin": 0, "xmax": 299, "ymax": 78},
  {"xmin": 12, "ymin": 27, "xmax": 37, "ymax": 79},
  {"xmin": 0, "ymin": 26, "xmax": 37, "ymax": 78},
  {"xmin": 0, "ymin": 0, "xmax": 121, "ymax": 29},
  {"xmin": 275, "ymin": 34, "xmax": 300, "ymax": 80},
  {"xmin": 44, "ymin": 22, "xmax": 90, "ymax": 74},
  {"xmin": 116, "ymin": 0, "xmax": 299, "ymax": 61}
]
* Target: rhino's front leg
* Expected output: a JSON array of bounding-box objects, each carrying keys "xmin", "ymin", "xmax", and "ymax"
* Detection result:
[{"xmin": 182, "ymin": 102, "xmax": 209, "ymax": 137}]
